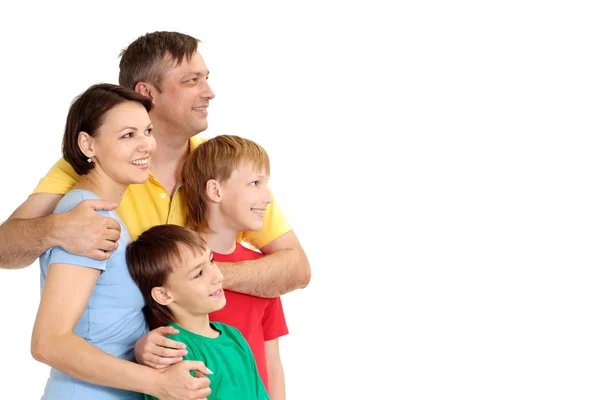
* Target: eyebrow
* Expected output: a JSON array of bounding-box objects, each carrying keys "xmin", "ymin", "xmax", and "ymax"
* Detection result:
[
  {"xmin": 188, "ymin": 250, "xmax": 214, "ymax": 275},
  {"xmin": 184, "ymin": 70, "xmax": 210, "ymax": 78},
  {"xmin": 120, "ymin": 122, "xmax": 152, "ymax": 132}
]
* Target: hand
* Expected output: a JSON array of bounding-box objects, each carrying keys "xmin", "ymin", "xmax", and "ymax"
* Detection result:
[
  {"xmin": 135, "ymin": 326, "xmax": 188, "ymax": 369},
  {"xmin": 153, "ymin": 360, "xmax": 213, "ymax": 400},
  {"xmin": 54, "ymin": 200, "xmax": 121, "ymax": 260}
]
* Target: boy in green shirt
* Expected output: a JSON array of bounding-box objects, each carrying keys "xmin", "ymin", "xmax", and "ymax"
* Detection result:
[{"xmin": 126, "ymin": 225, "xmax": 269, "ymax": 400}]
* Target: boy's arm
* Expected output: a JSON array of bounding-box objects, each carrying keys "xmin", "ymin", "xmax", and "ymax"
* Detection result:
[
  {"xmin": 220, "ymin": 230, "xmax": 311, "ymax": 298},
  {"xmin": 265, "ymin": 339, "xmax": 285, "ymax": 400},
  {"xmin": 0, "ymin": 194, "xmax": 121, "ymax": 269}
]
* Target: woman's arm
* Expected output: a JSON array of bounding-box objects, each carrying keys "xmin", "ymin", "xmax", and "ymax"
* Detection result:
[
  {"xmin": 31, "ymin": 263, "xmax": 212, "ymax": 399},
  {"xmin": 265, "ymin": 339, "xmax": 286, "ymax": 400}
]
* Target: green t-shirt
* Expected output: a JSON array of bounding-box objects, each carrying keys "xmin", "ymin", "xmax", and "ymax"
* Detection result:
[{"xmin": 145, "ymin": 322, "xmax": 269, "ymax": 400}]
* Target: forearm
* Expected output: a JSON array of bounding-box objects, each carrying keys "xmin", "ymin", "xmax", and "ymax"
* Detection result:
[
  {"xmin": 267, "ymin": 361, "xmax": 286, "ymax": 400},
  {"xmin": 32, "ymin": 332, "xmax": 159, "ymax": 396},
  {"xmin": 0, "ymin": 216, "xmax": 59, "ymax": 269},
  {"xmin": 220, "ymin": 247, "xmax": 310, "ymax": 298}
]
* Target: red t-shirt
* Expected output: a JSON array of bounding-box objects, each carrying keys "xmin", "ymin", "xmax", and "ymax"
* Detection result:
[{"xmin": 209, "ymin": 242, "xmax": 289, "ymax": 391}]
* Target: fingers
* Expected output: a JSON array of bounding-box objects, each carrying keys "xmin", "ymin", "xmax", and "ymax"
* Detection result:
[
  {"xmin": 192, "ymin": 383, "xmax": 211, "ymax": 399},
  {"xmin": 96, "ymin": 240, "xmax": 118, "ymax": 253},
  {"xmin": 183, "ymin": 361, "xmax": 213, "ymax": 375},
  {"xmin": 103, "ymin": 217, "xmax": 122, "ymax": 232},
  {"xmin": 152, "ymin": 334, "xmax": 186, "ymax": 351},
  {"xmin": 149, "ymin": 342, "xmax": 187, "ymax": 359},
  {"xmin": 146, "ymin": 352, "xmax": 183, "ymax": 367},
  {"xmin": 87, "ymin": 200, "xmax": 119, "ymax": 211},
  {"xmin": 153, "ymin": 326, "xmax": 181, "ymax": 337},
  {"xmin": 190, "ymin": 376, "xmax": 211, "ymax": 398},
  {"xmin": 102, "ymin": 229, "xmax": 121, "ymax": 243},
  {"xmin": 89, "ymin": 250, "xmax": 112, "ymax": 261}
]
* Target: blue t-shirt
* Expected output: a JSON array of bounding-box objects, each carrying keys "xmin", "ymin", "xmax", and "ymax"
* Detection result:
[{"xmin": 38, "ymin": 190, "xmax": 148, "ymax": 400}]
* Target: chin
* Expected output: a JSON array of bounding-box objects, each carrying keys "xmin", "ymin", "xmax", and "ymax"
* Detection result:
[
  {"xmin": 130, "ymin": 175, "xmax": 150, "ymax": 184},
  {"xmin": 211, "ymin": 298, "xmax": 227, "ymax": 313}
]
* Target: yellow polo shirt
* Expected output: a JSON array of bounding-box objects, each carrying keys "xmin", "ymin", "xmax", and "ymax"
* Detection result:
[{"xmin": 32, "ymin": 135, "xmax": 291, "ymax": 249}]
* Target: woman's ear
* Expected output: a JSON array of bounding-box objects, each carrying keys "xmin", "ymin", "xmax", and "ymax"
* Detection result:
[
  {"xmin": 206, "ymin": 179, "xmax": 222, "ymax": 203},
  {"xmin": 77, "ymin": 131, "xmax": 95, "ymax": 159}
]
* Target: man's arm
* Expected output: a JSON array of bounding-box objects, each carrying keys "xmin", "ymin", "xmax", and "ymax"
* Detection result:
[
  {"xmin": 219, "ymin": 230, "xmax": 311, "ymax": 298},
  {"xmin": 0, "ymin": 193, "xmax": 120, "ymax": 269}
]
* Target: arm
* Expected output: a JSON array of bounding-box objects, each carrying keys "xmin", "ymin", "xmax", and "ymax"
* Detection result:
[
  {"xmin": 31, "ymin": 262, "xmax": 212, "ymax": 399},
  {"xmin": 0, "ymin": 194, "xmax": 120, "ymax": 269},
  {"xmin": 220, "ymin": 231, "xmax": 311, "ymax": 298},
  {"xmin": 0, "ymin": 194, "xmax": 63, "ymax": 269},
  {"xmin": 265, "ymin": 339, "xmax": 286, "ymax": 400}
]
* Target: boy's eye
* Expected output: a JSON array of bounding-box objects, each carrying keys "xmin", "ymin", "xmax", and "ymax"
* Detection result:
[{"xmin": 195, "ymin": 270, "xmax": 203, "ymax": 278}]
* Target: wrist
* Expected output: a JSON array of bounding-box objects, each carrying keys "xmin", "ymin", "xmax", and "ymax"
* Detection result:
[
  {"xmin": 45, "ymin": 213, "xmax": 65, "ymax": 249},
  {"xmin": 143, "ymin": 367, "xmax": 165, "ymax": 398}
]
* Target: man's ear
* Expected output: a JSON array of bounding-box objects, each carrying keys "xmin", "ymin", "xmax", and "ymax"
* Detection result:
[
  {"xmin": 135, "ymin": 82, "xmax": 155, "ymax": 102},
  {"xmin": 206, "ymin": 179, "xmax": 222, "ymax": 203},
  {"xmin": 151, "ymin": 286, "xmax": 174, "ymax": 306}
]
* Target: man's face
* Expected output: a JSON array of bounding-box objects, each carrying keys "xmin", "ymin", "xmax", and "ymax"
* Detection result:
[{"xmin": 151, "ymin": 52, "xmax": 215, "ymax": 138}]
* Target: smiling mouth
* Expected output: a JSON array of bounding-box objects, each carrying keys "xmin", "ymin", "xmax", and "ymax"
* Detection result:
[
  {"xmin": 251, "ymin": 208, "xmax": 265, "ymax": 217},
  {"xmin": 130, "ymin": 158, "xmax": 149, "ymax": 166},
  {"xmin": 209, "ymin": 289, "xmax": 223, "ymax": 297}
]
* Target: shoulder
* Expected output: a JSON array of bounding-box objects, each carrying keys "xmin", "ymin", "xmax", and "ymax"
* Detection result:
[
  {"xmin": 54, "ymin": 190, "xmax": 122, "ymax": 224},
  {"xmin": 214, "ymin": 242, "xmax": 263, "ymax": 262},
  {"xmin": 212, "ymin": 321, "xmax": 243, "ymax": 338},
  {"xmin": 53, "ymin": 190, "xmax": 98, "ymax": 213}
]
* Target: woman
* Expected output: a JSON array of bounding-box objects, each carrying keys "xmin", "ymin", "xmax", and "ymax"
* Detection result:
[{"xmin": 31, "ymin": 83, "xmax": 209, "ymax": 400}]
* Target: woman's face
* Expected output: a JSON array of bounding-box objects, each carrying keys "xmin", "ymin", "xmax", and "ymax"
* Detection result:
[{"xmin": 85, "ymin": 101, "xmax": 156, "ymax": 185}]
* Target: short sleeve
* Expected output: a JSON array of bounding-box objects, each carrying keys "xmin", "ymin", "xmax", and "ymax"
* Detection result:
[
  {"xmin": 32, "ymin": 158, "xmax": 80, "ymax": 195},
  {"xmin": 262, "ymin": 297, "xmax": 289, "ymax": 341},
  {"xmin": 238, "ymin": 188, "xmax": 292, "ymax": 249},
  {"xmin": 44, "ymin": 191, "xmax": 117, "ymax": 271},
  {"xmin": 48, "ymin": 246, "xmax": 108, "ymax": 271}
]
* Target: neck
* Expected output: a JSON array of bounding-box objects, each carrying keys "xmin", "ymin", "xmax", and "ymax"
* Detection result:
[
  {"xmin": 75, "ymin": 171, "xmax": 127, "ymax": 205},
  {"xmin": 201, "ymin": 210, "xmax": 238, "ymax": 254},
  {"xmin": 172, "ymin": 312, "xmax": 217, "ymax": 338},
  {"xmin": 149, "ymin": 125, "xmax": 191, "ymax": 177}
]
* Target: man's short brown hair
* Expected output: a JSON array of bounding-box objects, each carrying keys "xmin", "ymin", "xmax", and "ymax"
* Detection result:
[{"xmin": 118, "ymin": 31, "xmax": 200, "ymax": 91}]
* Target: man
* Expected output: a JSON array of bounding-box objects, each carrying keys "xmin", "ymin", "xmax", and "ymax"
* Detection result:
[{"xmin": 0, "ymin": 31, "xmax": 310, "ymax": 367}]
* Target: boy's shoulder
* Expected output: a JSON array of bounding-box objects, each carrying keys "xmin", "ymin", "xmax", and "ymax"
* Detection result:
[
  {"xmin": 165, "ymin": 321, "xmax": 248, "ymax": 349},
  {"xmin": 211, "ymin": 321, "xmax": 243, "ymax": 337}
]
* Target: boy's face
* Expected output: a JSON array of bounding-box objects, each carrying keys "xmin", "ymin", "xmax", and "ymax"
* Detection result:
[
  {"xmin": 160, "ymin": 246, "xmax": 226, "ymax": 315},
  {"xmin": 219, "ymin": 163, "xmax": 272, "ymax": 232}
]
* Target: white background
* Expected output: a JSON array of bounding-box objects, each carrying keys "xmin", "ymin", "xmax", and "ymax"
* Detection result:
[{"xmin": 0, "ymin": 0, "xmax": 599, "ymax": 399}]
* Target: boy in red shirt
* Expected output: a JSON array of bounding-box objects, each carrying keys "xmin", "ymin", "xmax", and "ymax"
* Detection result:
[{"xmin": 181, "ymin": 135, "xmax": 289, "ymax": 399}]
